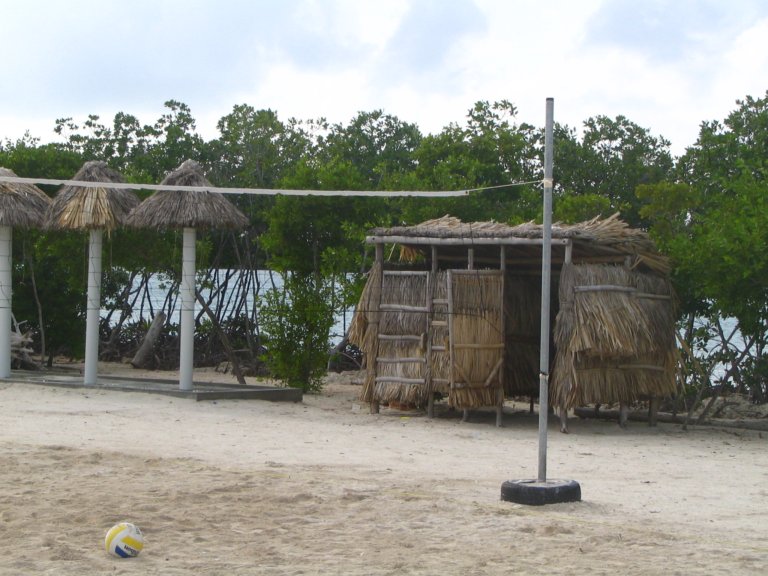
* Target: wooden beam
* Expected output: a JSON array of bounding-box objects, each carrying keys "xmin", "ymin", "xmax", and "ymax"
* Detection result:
[
  {"xmin": 375, "ymin": 376, "xmax": 425, "ymax": 385},
  {"xmin": 379, "ymin": 304, "xmax": 430, "ymax": 313},
  {"xmin": 366, "ymin": 235, "xmax": 570, "ymax": 246}
]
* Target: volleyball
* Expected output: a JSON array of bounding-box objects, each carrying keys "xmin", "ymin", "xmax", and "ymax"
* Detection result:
[{"xmin": 105, "ymin": 522, "xmax": 144, "ymax": 558}]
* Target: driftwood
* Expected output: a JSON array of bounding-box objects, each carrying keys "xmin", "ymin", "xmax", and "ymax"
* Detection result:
[
  {"xmin": 11, "ymin": 327, "xmax": 39, "ymax": 370},
  {"xmin": 130, "ymin": 312, "xmax": 166, "ymax": 369}
]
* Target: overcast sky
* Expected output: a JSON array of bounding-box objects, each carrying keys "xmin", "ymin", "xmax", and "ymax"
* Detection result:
[{"xmin": 2, "ymin": 0, "xmax": 767, "ymax": 156}]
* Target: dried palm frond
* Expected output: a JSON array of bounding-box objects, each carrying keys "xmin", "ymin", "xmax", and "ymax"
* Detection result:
[
  {"xmin": 0, "ymin": 167, "xmax": 50, "ymax": 228},
  {"xmin": 551, "ymin": 262, "xmax": 677, "ymax": 408},
  {"xmin": 45, "ymin": 161, "xmax": 138, "ymax": 231},
  {"xmin": 126, "ymin": 160, "xmax": 247, "ymax": 230}
]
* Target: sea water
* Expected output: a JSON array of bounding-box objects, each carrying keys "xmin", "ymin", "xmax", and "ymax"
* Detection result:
[{"xmin": 102, "ymin": 269, "xmax": 354, "ymax": 345}]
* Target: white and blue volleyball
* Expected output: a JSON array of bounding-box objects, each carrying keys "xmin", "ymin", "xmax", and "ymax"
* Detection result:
[{"xmin": 105, "ymin": 522, "xmax": 144, "ymax": 558}]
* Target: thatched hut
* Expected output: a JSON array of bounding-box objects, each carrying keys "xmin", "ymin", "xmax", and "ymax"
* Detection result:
[
  {"xmin": 0, "ymin": 167, "xmax": 52, "ymax": 377},
  {"xmin": 126, "ymin": 159, "xmax": 248, "ymax": 390},
  {"xmin": 44, "ymin": 161, "xmax": 140, "ymax": 385},
  {"xmin": 349, "ymin": 214, "xmax": 677, "ymax": 426}
]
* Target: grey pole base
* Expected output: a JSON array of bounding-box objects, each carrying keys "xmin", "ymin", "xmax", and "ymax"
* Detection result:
[{"xmin": 500, "ymin": 479, "xmax": 581, "ymax": 506}]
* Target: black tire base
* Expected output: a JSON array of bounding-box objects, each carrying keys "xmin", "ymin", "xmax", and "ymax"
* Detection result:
[{"xmin": 500, "ymin": 479, "xmax": 581, "ymax": 506}]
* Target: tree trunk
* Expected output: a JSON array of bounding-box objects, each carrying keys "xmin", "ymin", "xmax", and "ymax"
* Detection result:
[{"xmin": 130, "ymin": 312, "xmax": 166, "ymax": 369}]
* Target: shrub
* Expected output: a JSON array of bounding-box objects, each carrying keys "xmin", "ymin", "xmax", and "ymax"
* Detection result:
[{"xmin": 258, "ymin": 273, "xmax": 335, "ymax": 392}]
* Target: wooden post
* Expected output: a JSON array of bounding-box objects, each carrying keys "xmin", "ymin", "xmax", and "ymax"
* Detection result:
[
  {"xmin": 130, "ymin": 312, "xmax": 167, "ymax": 369},
  {"xmin": 427, "ymin": 245, "xmax": 438, "ymax": 419},
  {"xmin": 461, "ymin": 250, "xmax": 474, "ymax": 423},
  {"xmin": 497, "ymin": 245, "xmax": 506, "ymax": 427},
  {"xmin": 648, "ymin": 397, "xmax": 660, "ymax": 427},
  {"xmin": 447, "ymin": 269, "xmax": 457, "ymax": 417},
  {"xmin": 370, "ymin": 243, "xmax": 384, "ymax": 414},
  {"xmin": 619, "ymin": 402, "xmax": 629, "ymax": 429},
  {"xmin": 0, "ymin": 226, "xmax": 11, "ymax": 378}
]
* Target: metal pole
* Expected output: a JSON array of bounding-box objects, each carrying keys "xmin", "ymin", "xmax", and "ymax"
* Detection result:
[
  {"xmin": 84, "ymin": 229, "xmax": 102, "ymax": 385},
  {"xmin": 0, "ymin": 226, "xmax": 12, "ymax": 378},
  {"xmin": 179, "ymin": 227, "xmax": 196, "ymax": 391},
  {"xmin": 538, "ymin": 98, "xmax": 554, "ymax": 483}
]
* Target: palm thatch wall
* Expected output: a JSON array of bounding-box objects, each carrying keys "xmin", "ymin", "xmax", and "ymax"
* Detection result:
[
  {"xmin": 551, "ymin": 263, "xmax": 677, "ymax": 408},
  {"xmin": 447, "ymin": 271, "xmax": 504, "ymax": 409},
  {"xmin": 349, "ymin": 261, "xmax": 382, "ymax": 404},
  {"xmin": 126, "ymin": 160, "xmax": 248, "ymax": 230},
  {"xmin": 45, "ymin": 161, "xmax": 138, "ymax": 231},
  {"xmin": 0, "ymin": 167, "xmax": 51, "ymax": 227},
  {"xmin": 373, "ymin": 271, "xmax": 430, "ymax": 406}
]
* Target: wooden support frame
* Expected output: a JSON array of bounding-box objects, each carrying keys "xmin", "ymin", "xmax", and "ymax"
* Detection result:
[{"xmin": 369, "ymin": 243, "xmax": 384, "ymax": 414}]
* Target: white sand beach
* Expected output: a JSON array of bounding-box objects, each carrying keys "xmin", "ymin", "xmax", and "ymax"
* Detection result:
[{"xmin": 1, "ymin": 364, "xmax": 766, "ymax": 575}]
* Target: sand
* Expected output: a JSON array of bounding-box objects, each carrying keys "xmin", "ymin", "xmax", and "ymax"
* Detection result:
[{"xmin": 1, "ymin": 364, "xmax": 767, "ymax": 575}]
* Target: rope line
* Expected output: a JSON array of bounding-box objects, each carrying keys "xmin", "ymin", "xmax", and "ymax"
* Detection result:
[{"xmin": 0, "ymin": 175, "xmax": 543, "ymax": 197}]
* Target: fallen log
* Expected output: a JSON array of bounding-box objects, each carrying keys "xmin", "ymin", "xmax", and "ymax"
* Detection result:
[
  {"xmin": 130, "ymin": 312, "xmax": 166, "ymax": 369},
  {"xmin": 10, "ymin": 327, "xmax": 40, "ymax": 370}
]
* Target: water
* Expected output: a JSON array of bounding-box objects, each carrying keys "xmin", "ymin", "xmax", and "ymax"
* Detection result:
[
  {"xmin": 103, "ymin": 269, "xmax": 354, "ymax": 345},
  {"xmin": 692, "ymin": 316, "xmax": 747, "ymax": 383}
]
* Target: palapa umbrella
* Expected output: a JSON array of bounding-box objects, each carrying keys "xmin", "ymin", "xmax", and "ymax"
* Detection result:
[
  {"xmin": 126, "ymin": 159, "xmax": 248, "ymax": 390},
  {"xmin": 45, "ymin": 161, "xmax": 139, "ymax": 385},
  {"xmin": 0, "ymin": 167, "xmax": 52, "ymax": 377}
]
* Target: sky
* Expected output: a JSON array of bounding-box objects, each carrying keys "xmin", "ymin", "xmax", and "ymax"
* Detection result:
[{"xmin": 2, "ymin": 0, "xmax": 767, "ymax": 157}]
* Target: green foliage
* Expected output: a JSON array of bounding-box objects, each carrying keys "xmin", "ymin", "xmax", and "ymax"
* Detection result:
[
  {"xmin": 554, "ymin": 116, "xmax": 673, "ymax": 226},
  {"xmin": 13, "ymin": 231, "xmax": 88, "ymax": 359},
  {"xmin": 395, "ymin": 100, "xmax": 541, "ymax": 224},
  {"xmin": 638, "ymin": 92, "xmax": 768, "ymax": 402},
  {"xmin": 1, "ymin": 139, "xmax": 85, "ymax": 360},
  {"xmin": 54, "ymin": 100, "xmax": 207, "ymax": 181},
  {"xmin": 553, "ymin": 193, "xmax": 612, "ymax": 224},
  {"xmin": 642, "ymin": 92, "xmax": 768, "ymax": 341},
  {"xmin": 258, "ymin": 273, "xmax": 335, "ymax": 392},
  {"xmin": 0, "ymin": 135, "xmax": 83, "ymax": 191},
  {"xmin": 323, "ymin": 110, "xmax": 422, "ymax": 187}
]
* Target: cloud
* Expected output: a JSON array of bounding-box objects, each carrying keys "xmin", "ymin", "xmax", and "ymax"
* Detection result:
[
  {"xmin": 2, "ymin": 0, "xmax": 767, "ymax": 157},
  {"xmin": 380, "ymin": 0, "xmax": 485, "ymax": 80}
]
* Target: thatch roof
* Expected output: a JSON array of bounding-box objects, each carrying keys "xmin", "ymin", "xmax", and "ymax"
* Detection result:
[
  {"xmin": 126, "ymin": 160, "xmax": 248, "ymax": 230},
  {"xmin": 45, "ymin": 161, "xmax": 139, "ymax": 231},
  {"xmin": 0, "ymin": 167, "xmax": 51, "ymax": 228},
  {"xmin": 369, "ymin": 213, "xmax": 670, "ymax": 276}
]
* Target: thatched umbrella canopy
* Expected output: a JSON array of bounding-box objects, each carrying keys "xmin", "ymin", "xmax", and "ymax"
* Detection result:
[
  {"xmin": 45, "ymin": 161, "xmax": 139, "ymax": 231},
  {"xmin": 0, "ymin": 167, "xmax": 52, "ymax": 228},
  {"xmin": 0, "ymin": 167, "xmax": 52, "ymax": 377},
  {"xmin": 126, "ymin": 159, "xmax": 248, "ymax": 390},
  {"xmin": 125, "ymin": 159, "xmax": 248, "ymax": 230},
  {"xmin": 45, "ymin": 161, "xmax": 140, "ymax": 385}
]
